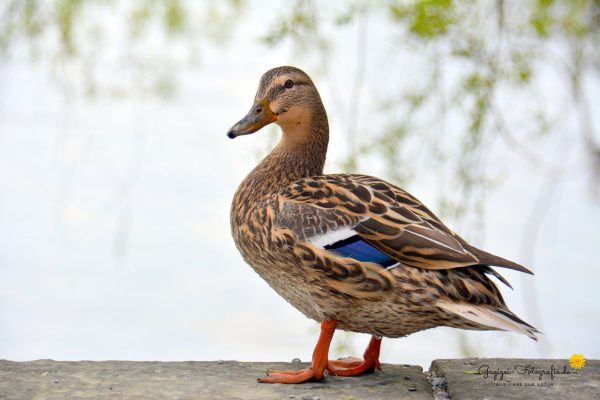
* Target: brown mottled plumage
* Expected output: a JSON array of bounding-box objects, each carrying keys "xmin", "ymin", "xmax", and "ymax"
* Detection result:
[{"xmin": 227, "ymin": 66, "xmax": 539, "ymax": 384}]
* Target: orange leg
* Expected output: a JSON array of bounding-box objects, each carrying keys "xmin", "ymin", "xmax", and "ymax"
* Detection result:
[
  {"xmin": 326, "ymin": 335, "xmax": 382, "ymax": 377},
  {"xmin": 258, "ymin": 319, "xmax": 337, "ymax": 384}
]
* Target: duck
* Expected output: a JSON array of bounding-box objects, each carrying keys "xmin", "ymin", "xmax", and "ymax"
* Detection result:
[{"xmin": 227, "ymin": 66, "xmax": 539, "ymax": 384}]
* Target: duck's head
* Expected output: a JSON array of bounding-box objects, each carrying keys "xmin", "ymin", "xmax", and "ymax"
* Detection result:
[{"xmin": 227, "ymin": 66, "xmax": 325, "ymax": 140}]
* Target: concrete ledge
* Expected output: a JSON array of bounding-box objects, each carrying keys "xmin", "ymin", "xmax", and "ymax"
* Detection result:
[
  {"xmin": 430, "ymin": 358, "xmax": 599, "ymax": 400},
  {"xmin": 0, "ymin": 360, "xmax": 430, "ymax": 400},
  {"xmin": 0, "ymin": 359, "xmax": 597, "ymax": 399}
]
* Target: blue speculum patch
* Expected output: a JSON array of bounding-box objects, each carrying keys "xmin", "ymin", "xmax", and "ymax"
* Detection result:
[{"xmin": 325, "ymin": 235, "xmax": 397, "ymax": 266}]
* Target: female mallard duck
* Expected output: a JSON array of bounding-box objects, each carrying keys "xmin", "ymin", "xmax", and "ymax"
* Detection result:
[{"xmin": 227, "ymin": 66, "xmax": 539, "ymax": 384}]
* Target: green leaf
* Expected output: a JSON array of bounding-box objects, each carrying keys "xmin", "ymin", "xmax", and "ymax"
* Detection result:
[{"xmin": 391, "ymin": 0, "xmax": 455, "ymax": 38}]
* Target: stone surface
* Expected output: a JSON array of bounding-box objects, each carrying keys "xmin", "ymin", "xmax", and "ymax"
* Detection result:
[
  {"xmin": 3, "ymin": 358, "xmax": 598, "ymax": 399},
  {"xmin": 0, "ymin": 360, "xmax": 431, "ymax": 400},
  {"xmin": 431, "ymin": 358, "xmax": 600, "ymax": 400}
]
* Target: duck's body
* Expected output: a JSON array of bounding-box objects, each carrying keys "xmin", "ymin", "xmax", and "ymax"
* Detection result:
[
  {"xmin": 228, "ymin": 66, "xmax": 538, "ymax": 383},
  {"xmin": 232, "ymin": 169, "xmax": 516, "ymax": 338}
]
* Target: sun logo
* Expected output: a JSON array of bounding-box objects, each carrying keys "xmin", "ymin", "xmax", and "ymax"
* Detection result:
[{"xmin": 569, "ymin": 354, "xmax": 586, "ymax": 369}]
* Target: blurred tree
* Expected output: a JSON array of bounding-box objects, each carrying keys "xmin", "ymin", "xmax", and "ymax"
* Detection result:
[
  {"xmin": 262, "ymin": 0, "xmax": 600, "ymax": 230},
  {"xmin": 260, "ymin": 0, "xmax": 600, "ymax": 357},
  {"xmin": 0, "ymin": 0, "xmax": 243, "ymax": 97},
  {"xmin": 2, "ymin": 0, "xmax": 599, "ymax": 357},
  {"xmin": 2, "ymin": 0, "xmax": 597, "ymax": 216}
]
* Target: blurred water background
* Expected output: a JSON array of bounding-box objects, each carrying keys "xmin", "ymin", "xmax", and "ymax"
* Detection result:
[{"xmin": 1, "ymin": 1, "xmax": 599, "ymax": 368}]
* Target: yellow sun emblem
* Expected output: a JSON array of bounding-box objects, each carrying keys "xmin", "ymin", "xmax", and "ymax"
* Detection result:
[{"xmin": 569, "ymin": 354, "xmax": 586, "ymax": 369}]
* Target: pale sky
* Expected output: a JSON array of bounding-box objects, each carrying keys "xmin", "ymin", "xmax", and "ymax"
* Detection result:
[{"xmin": 0, "ymin": 3, "xmax": 598, "ymax": 368}]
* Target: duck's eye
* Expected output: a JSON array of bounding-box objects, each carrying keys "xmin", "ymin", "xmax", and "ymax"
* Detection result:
[{"xmin": 284, "ymin": 79, "xmax": 294, "ymax": 89}]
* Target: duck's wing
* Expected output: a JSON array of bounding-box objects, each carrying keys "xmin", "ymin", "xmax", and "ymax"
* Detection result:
[
  {"xmin": 274, "ymin": 201, "xmax": 396, "ymax": 301},
  {"xmin": 276, "ymin": 174, "xmax": 532, "ymax": 275}
]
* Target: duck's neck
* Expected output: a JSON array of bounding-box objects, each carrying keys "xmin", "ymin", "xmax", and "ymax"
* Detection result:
[{"xmin": 238, "ymin": 106, "xmax": 329, "ymax": 202}]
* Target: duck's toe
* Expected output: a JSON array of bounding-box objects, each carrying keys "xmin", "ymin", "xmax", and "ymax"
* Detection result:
[{"xmin": 258, "ymin": 367, "xmax": 320, "ymax": 384}]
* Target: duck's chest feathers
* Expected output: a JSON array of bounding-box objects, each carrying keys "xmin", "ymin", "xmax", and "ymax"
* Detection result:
[
  {"xmin": 232, "ymin": 198, "xmax": 284, "ymax": 261},
  {"xmin": 230, "ymin": 182, "xmax": 299, "ymax": 272},
  {"xmin": 230, "ymin": 170, "xmax": 334, "ymax": 319},
  {"xmin": 230, "ymin": 139, "xmax": 325, "ymax": 268}
]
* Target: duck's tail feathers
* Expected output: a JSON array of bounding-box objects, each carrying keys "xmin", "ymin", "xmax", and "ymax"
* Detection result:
[
  {"xmin": 480, "ymin": 266, "xmax": 513, "ymax": 289},
  {"xmin": 437, "ymin": 300, "xmax": 541, "ymax": 341},
  {"xmin": 469, "ymin": 247, "xmax": 534, "ymax": 275}
]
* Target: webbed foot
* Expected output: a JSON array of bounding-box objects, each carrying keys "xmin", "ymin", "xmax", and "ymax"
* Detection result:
[{"xmin": 326, "ymin": 336, "xmax": 382, "ymax": 377}]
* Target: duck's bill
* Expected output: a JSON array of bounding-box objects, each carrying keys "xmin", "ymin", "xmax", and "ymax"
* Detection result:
[{"xmin": 227, "ymin": 97, "xmax": 278, "ymax": 139}]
